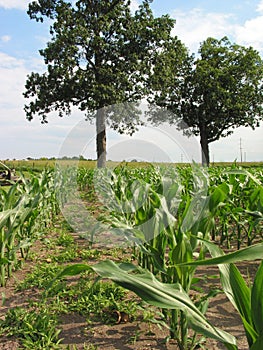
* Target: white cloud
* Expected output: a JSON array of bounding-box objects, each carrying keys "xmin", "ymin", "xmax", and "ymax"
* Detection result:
[
  {"xmin": 171, "ymin": 6, "xmax": 263, "ymax": 56},
  {"xmin": 0, "ymin": 51, "xmax": 46, "ymax": 112},
  {"xmin": 0, "ymin": 52, "xmax": 28, "ymax": 119},
  {"xmin": 0, "ymin": 51, "xmax": 87, "ymax": 159},
  {"xmin": 1, "ymin": 35, "xmax": 11, "ymax": 43},
  {"xmin": 234, "ymin": 16, "xmax": 263, "ymax": 53},
  {"xmin": 257, "ymin": 0, "xmax": 263, "ymax": 13},
  {"xmin": 171, "ymin": 8, "xmax": 235, "ymax": 53},
  {"xmin": 0, "ymin": 0, "xmax": 30, "ymax": 10},
  {"xmin": 0, "ymin": 52, "xmax": 26, "ymax": 77}
]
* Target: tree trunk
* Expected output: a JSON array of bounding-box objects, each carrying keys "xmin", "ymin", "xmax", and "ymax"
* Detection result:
[
  {"xmin": 96, "ymin": 108, "xmax": 107, "ymax": 168},
  {"xmin": 200, "ymin": 122, "xmax": 210, "ymax": 166},
  {"xmin": 6, "ymin": 169, "xmax": 11, "ymax": 180}
]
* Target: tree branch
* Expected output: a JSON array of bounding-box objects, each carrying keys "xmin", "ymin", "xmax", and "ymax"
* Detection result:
[{"xmin": 208, "ymin": 121, "xmax": 236, "ymax": 143}]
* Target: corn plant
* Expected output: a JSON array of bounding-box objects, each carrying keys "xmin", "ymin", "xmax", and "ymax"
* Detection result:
[
  {"xmin": 73, "ymin": 164, "xmax": 262, "ymax": 348},
  {"xmin": 48, "ymin": 163, "xmax": 263, "ymax": 349},
  {"xmin": 0, "ymin": 205, "xmax": 35, "ymax": 286},
  {"xmin": 56, "ymin": 241, "xmax": 263, "ymax": 350},
  {"xmin": 72, "ymin": 165, "xmax": 209, "ymax": 347},
  {"xmin": 178, "ymin": 239, "xmax": 263, "ymax": 349},
  {"xmin": 0, "ymin": 169, "xmax": 64, "ymax": 286},
  {"xmin": 208, "ymin": 166, "xmax": 263, "ymax": 248},
  {"xmin": 93, "ymin": 166, "xmax": 211, "ymax": 341},
  {"xmin": 77, "ymin": 167, "xmax": 95, "ymax": 192}
]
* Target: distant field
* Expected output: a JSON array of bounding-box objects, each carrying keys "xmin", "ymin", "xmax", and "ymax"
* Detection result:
[
  {"xmin": 0, "ymin": 159, "xmax": 263, "ymax": 172},
  {"xmin": 1, "ymin": 159, "xmax": 95, "ymax": 171},
  {"xmin": 1, "ymin": 159, "xmax": 152, "ymax": 171}
]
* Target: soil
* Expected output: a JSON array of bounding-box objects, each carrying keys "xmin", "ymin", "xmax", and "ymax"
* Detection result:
[{"xmin": 0, "ymin": 231, "xmax": 260, "ymax": 350}]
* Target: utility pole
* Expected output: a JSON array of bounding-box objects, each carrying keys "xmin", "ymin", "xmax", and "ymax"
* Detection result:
[{"xmin": 239, "ymin": 138, "xmax": 243, "ymax": 163}]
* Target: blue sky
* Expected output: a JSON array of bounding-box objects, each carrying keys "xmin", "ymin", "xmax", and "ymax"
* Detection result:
[{"xmin": 0, "ymin": 0, "xmax": 262, "ymax": 162}]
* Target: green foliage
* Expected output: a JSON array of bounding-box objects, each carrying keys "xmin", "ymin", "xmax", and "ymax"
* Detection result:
[
  {"xmin": 0, "ymin": 307, "xmax": 62, "ymax": 349},
  {"xmin": 58, "ymin": 259, "xmax": 238, "ymax": 349},
  {"xmin": 208, "ymin": 167, "xmax": 263, "ymax": 248},
  {"xmin": 60, "ymin": 164, "xmax": 262, "ymax": 349},
  {"xmin": 25, "ymin": 0, "xmax": 175, "ymax": 118},
  {"xmin": 150, "ymin": 36, "xmax": 263, "ymax": 165},
  {"xmin": 62, "ymin": 278, "xmax": 138, "ymax": 322},
  {"xmin": 24, "ymin": 0, "xmax": 180, "ymax": 166},
  {"xmin": 180, "ymin": 240, "xmax": 263, "ymax": 349},
  {"xmin": 0, "ymin": 170, "xmax": 63, "ymax": 286},
  {"xmin": 16, "ymin": 262, "xmax": 64, "ymax": 291}
]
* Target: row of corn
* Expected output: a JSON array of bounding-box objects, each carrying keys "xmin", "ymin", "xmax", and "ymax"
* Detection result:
[{"xmin": 0, "ymin": 170, "xmax": 63, "ymax": 286}]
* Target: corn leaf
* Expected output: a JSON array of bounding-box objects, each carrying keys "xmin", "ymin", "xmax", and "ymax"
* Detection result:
[
  {"xmin": 56, "ymin": 263, "xmax": 91, "ymax": 277},
  {"xmin": 251, "ymin": 261, "xmax": 263, "ymax": 335},
  {"xmin": 226, "ymin": 169, "xmax": 262, "ymax": 186},
  {"xmin": 229, "ymin": 263, "xmax": 256, "ymax": 346},
  {"xmin": 179, "ymin": 240, "xmax": 263, "ymax": 266},
  {"xmin": 179, "ymin": 239, "xmax": 263, "ymax": 348},
  {"xmin": 229, "ymin": 263, "xmax": 251, "ymax": 320},
  {"xmin": 0, "ymin": 209, "xmax": 15, "ymax": 230},
  {"xmin": 56, "ymin": 259, "xmax": 237, "ymax": 347},
  {"xmin": 90, "ymin": 260, "xmax": 237, "ymax": 348},
  {"xmin": 179, "ymin": 240, "xmax": 262, "ymax": 307},
  {"xmin": 250, "ymin": 333, "xmax": 263, "ymax": 350},
  {"xmin": 209, "ymin": 183, "xmax": 229, "ymax": 212}
]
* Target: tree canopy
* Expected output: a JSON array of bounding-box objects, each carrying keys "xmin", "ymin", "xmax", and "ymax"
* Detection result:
[
  {"xmin": 149, "ymin": 36, "xmax": 263, "ymax": 165},
  {"xmin": 24, "ymin": 0, "xmax": 184, "ymax": 167}
]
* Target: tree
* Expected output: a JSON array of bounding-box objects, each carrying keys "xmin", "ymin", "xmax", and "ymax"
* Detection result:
[
  {"xmin": 149, "ymin": 37, "xmax": 263, "ymax": 165},
  {"xmin": 23, "ymin": 0, "xmax": 177, "ymax": 167}
]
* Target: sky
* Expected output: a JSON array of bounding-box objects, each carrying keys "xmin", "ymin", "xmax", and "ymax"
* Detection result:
[{"xmin": 0, "ymin": 0, "xmax": 263, "ymax": 163}]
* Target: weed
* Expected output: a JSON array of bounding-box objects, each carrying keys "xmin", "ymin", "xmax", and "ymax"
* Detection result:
[
  {"xmin": 55, "ymin": 231, "xmax": 75, "ymax": 247},
  {"xmin": 0, "ymin": 307, "xmax": 62, "ymax": 349},
  {"xmin": 16, "ymin": 262, "xmax": 64, "ymax": 292}
]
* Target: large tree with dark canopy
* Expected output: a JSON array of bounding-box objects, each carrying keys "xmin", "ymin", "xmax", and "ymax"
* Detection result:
[
  {"xmin": 149, "ymin": 36, "xmax": 263, "ymax": 165},
  {"xmin": 24, "ymin": 0, "xmax": 182, "ymax": 167}
]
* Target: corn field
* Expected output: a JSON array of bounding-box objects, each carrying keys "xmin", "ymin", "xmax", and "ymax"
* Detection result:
[
  {"xmin": 63, "ymin": 163, "xmax": 263, "ymax": 349},
  {"xmin": 1, "ymin": 163, "xmax": 263, "ymax": 349}
]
